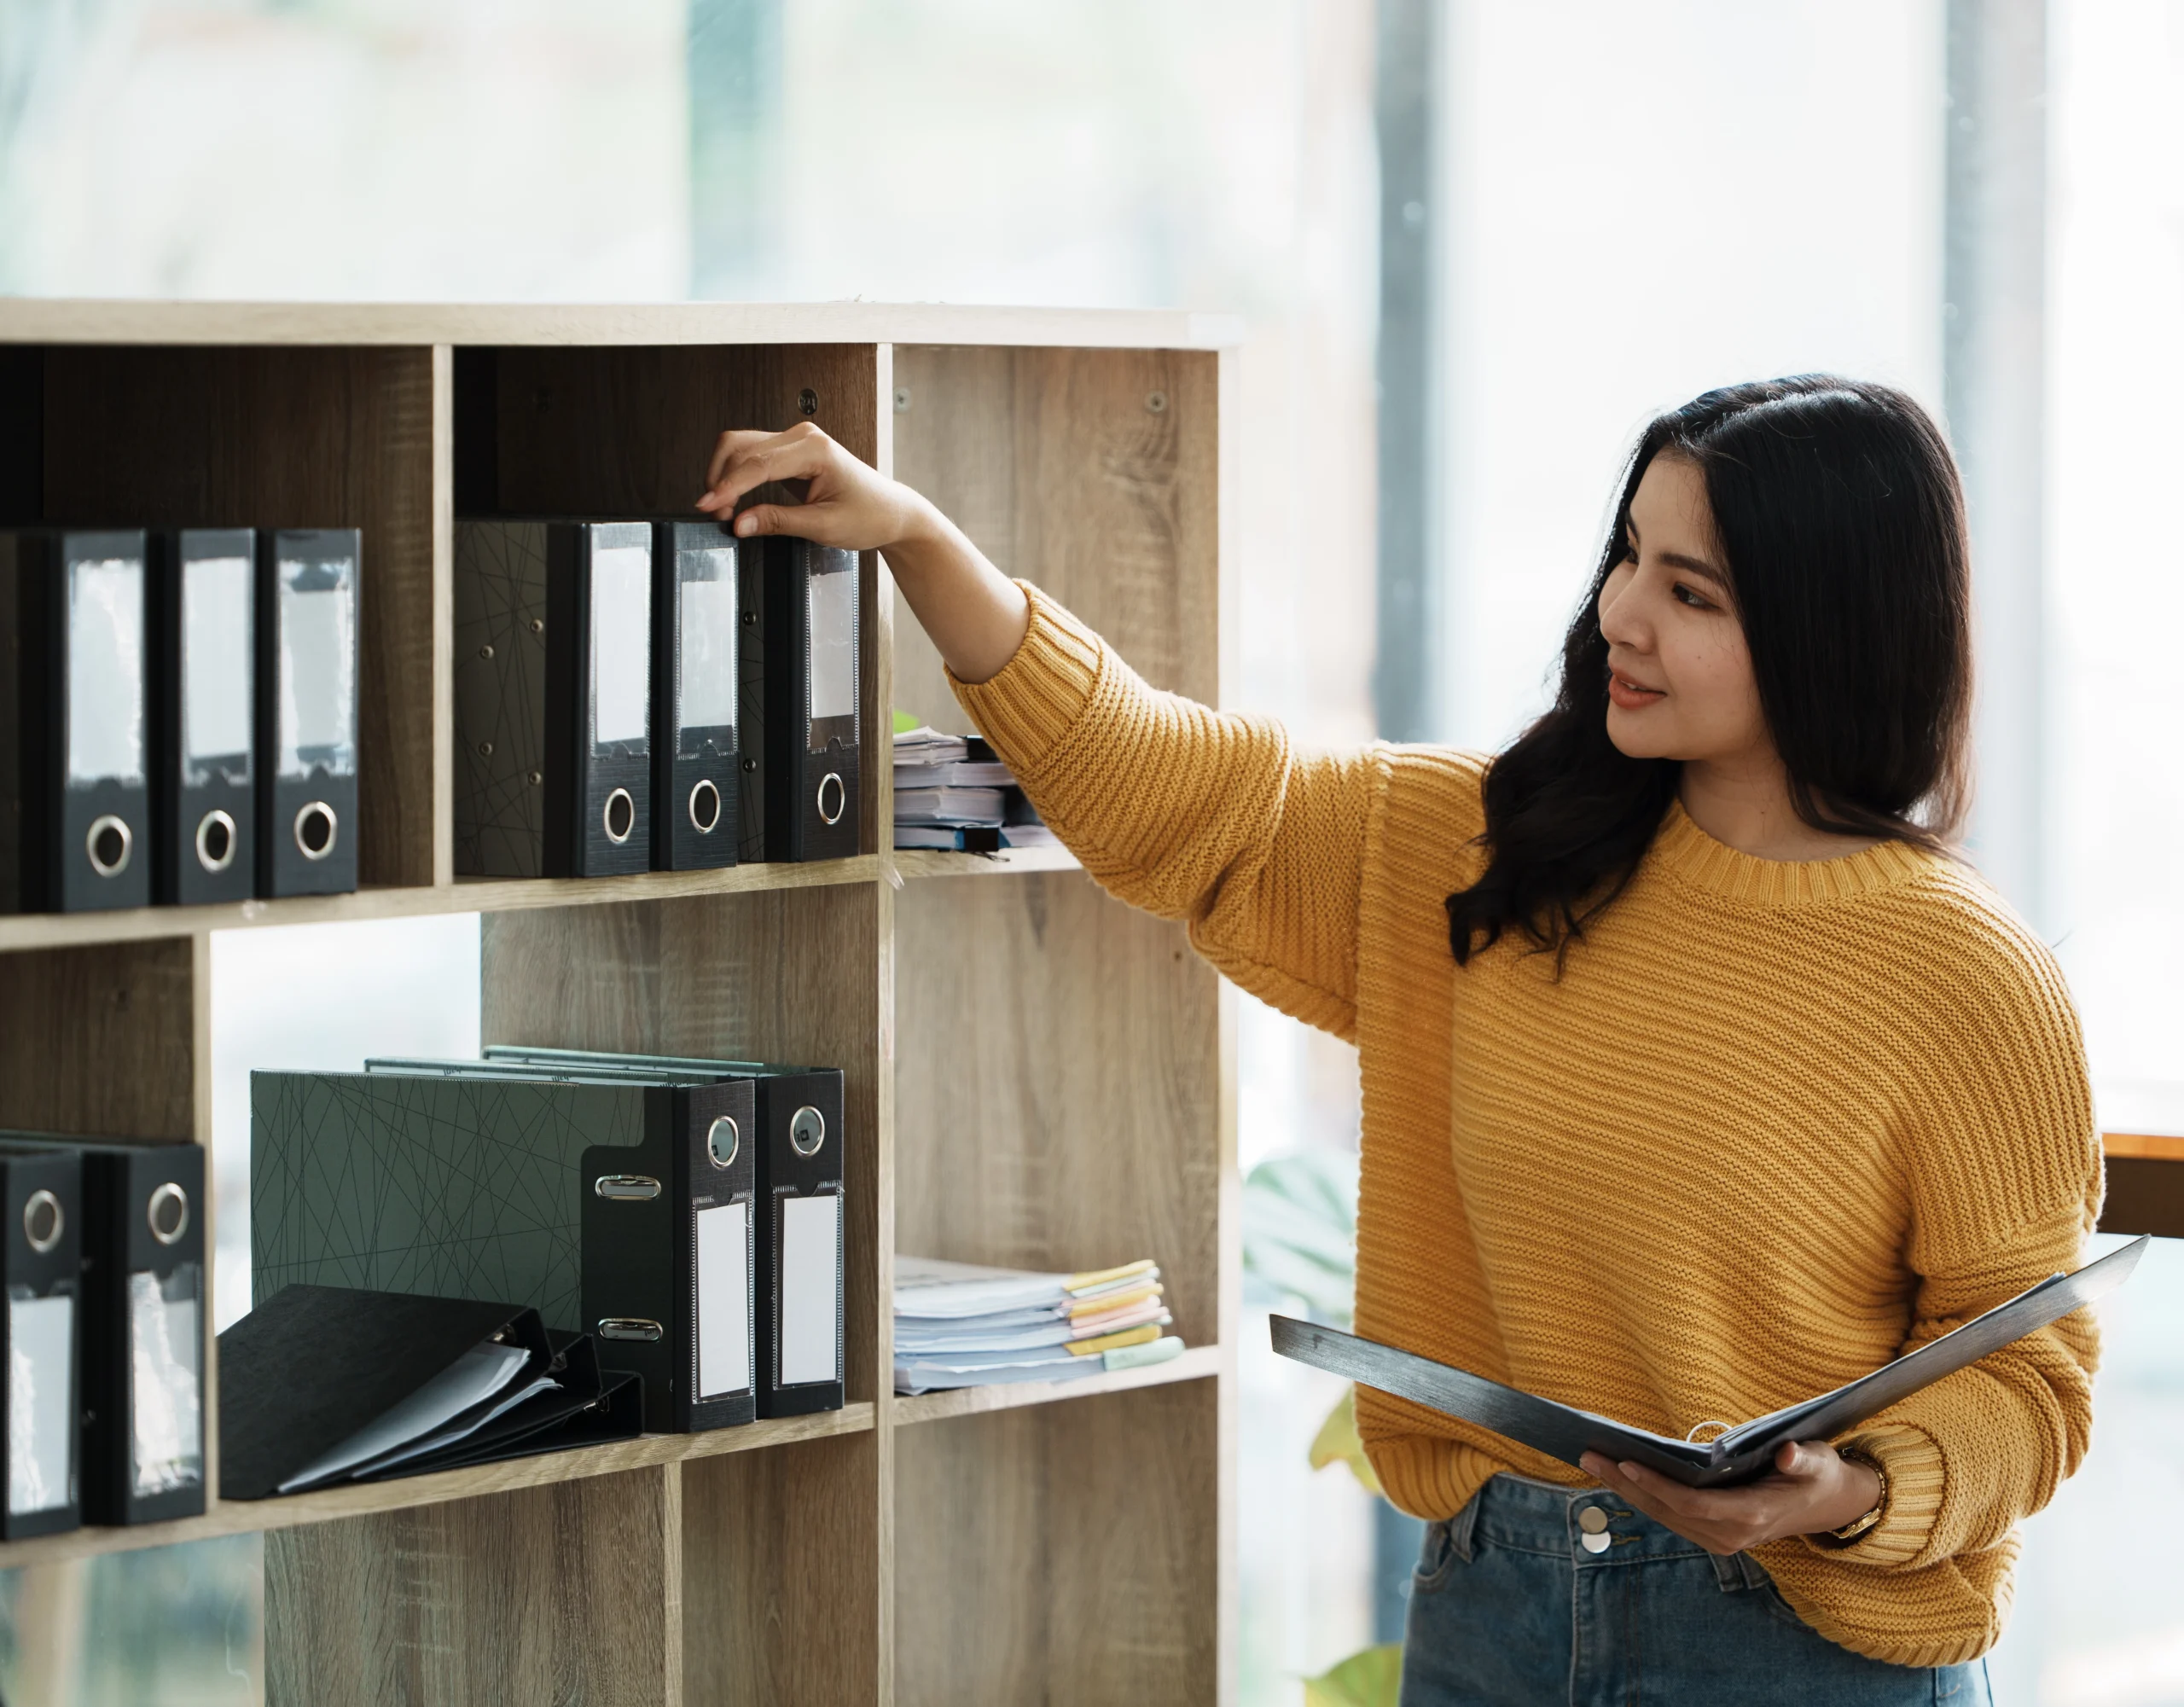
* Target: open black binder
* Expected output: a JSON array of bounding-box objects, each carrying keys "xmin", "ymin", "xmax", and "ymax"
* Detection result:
[
  {"xmin": 218, "ymin": 1285, "xmax": 641, "ymax": 1501},
  {"xmin": 1274, "ymin": 1234, "xmax": 2147, "ymax": 1489}
]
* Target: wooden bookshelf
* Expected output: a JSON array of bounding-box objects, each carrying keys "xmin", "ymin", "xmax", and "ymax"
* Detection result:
[{"xmin": 0, "ymin": 302, "xmax": 1238, "ymax": 1706}]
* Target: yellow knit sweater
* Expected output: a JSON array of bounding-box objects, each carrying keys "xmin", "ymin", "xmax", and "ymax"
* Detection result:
[{"xmin": 952, "ymin": 585, "xmax": 2103, "ymax": 1669}]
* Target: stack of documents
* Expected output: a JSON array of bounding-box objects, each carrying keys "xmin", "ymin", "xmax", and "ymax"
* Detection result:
[
  {"xmin": 892, "ymin": 723, "xmax": 1062, "ymax": 851},
  {"xmin": 894, "ymin": 1256, "xmax": 1185, "ymax": 1394}
]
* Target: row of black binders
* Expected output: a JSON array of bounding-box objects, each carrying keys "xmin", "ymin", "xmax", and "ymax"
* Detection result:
[
  {"xmin": 0, "ymin": 526, "xmax": 362, "ymax": 912},
  {"xmin": 249, "ymin": 1048, "xmax": 847, "ymax": 1455},
  {"xmin": 454, "ymin": 520, "xmax": 862, "ymax": 879},
  {"xmin": 0, "ymin": 1135, "xmax": 205, "ymax": 1541}
]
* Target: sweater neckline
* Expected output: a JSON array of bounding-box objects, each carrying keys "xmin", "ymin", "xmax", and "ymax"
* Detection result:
[{"xmin": 1651, "ymin": 799, "xmax": 1933, "ymax": 906}]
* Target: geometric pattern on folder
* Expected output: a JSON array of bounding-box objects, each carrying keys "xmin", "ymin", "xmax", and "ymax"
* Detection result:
[
  {"xmin": 251, "ymin": 1072, "xmax": 645, "ymax": 1332},
  {"xmin": 453, "ymin": 521, "xmax": 550, "ymax": 876}
]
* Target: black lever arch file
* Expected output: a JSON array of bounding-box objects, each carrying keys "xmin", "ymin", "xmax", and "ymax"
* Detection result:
[
  {"xmin": 0, "ymin": 528, "xmax": 153, "ymax": 913},
  {"xmin": 3, "ymin": 1148, "xmax": 82, "ymax": 1539},
  {"xmin": 0, "ymin": 1133, "xmax": 205, "ymax": 1525},
  {"xmin": 153, "ymin": 528, "xmax": 256, "ymax": 904},
  {"xmin": 482, "ymin": 1045, "xmax": 847, "ymax": 1418},
  {"xmin": 455, "ymin": 520, "xmax": 653, "ymax": 876},
  {"xmin": 253, "ymin": 1063, "xmax": 756, "ymax": 1433},
  {"xmin": 742, "ymin": 536, "xmax": 859, "ymax": 862},
  {"xmin": 256, "ymin": 528, "xmax": 359, "ymax": 897},
  {"xmin": 653, "ymin": 520, "xmax": 741, "ymax": 870}
]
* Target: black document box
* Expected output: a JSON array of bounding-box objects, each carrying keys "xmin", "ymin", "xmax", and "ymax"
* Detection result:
[
  {"xmin": 455, "ymin": 520, "xmax": 653, "ymax": 877},
  {"xmin": 152, "ymin": 528, "xmax": 256, "ymax": 904},
  {"xmin": 255, "ymin": 528, "xmax": 360, "ymax": 897},
  {"xmin": 652, "ymin": 520, "xmax": 740, "ymax": 871},
  {"xmin": 0, "ymin": 1133, "xmax": 205, "ymax": 1525},
  {"xmin": 0, "ymin": 529, "xmax": 153, "ymax": 913}
]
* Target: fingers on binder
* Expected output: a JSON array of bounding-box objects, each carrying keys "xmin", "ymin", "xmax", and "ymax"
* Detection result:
[
  {"xmin": 3, "ymin": 1149, "xmax": 83, "ymax": 1539},
  {"xmin": 153, "ymin": 529, "xmax": 257, "ymax": 904},
  {"xmin": 0, "ymin": 529, "xmax": 153, "ymax": 914},
  {"xmin": 254, "ymin": 1060, "xmax": 758, "ymax": 1434},
  {"xmin": 455, "ymin": 520, "xmax": 653, "ymax": 877},
  {"xmin": 257, "ymin": 529, "xmax": 360, "ymax": 897},
  {"xmin": 653, "ymin": 520, "xmax": 740, "ymax": 871}
]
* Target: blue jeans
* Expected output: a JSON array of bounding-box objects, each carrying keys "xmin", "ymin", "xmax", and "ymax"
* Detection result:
[{"xmin": 1400, "ymin": 1473, "xmax": 1992, "ymax": 1706}]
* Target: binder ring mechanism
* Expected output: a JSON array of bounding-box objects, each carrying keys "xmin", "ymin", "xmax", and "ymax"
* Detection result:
[
  {"xmin": 293, "ymin": 801, "xmax": 338, "ymax": 861},
  {"xmin": 603, "ymin": 787, "xmax": 636, "ymax": 845},
  {"xmin": 195, "ymin": 809, "xmax": 237, "ymax": 874},
  {"xmin": 23, "ymin": 1188, "xmax": 63, "ymax": 1255},
  {"xmin": 86, "ymin": 814, "xmax": 133, "ymax": 878},
  {"xmin": 815, "ymin": 772, "xmax": 845, "ymax": 827},
  {"xmin": 147, "ymin": 1182, "xmax": 190, "ymax": 1245}
]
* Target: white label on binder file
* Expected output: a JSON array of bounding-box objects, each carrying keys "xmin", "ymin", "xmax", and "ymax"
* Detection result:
[
  {"xmin": 183, "ymin": 556, "xmax": 253, "ymax": 764},
  {"xmin": 591, "ymin": 543, "xmax": 651, "ymax": 746},
  {"xmin": 129, "ymin": 1267, "xmax": 203, "ymax": 1497},
  {"xmin": 68, "ymin": 557, "xmax": 146, "ymax": 785},
  {"xmin": 778, "ymin": 1193, "xmax": 840, "ymax": 1386},
  {"xmin": 278, "ymin": 560, "xmax": 357, "ymax": 775},
  {"xmin": 806, "ymin": 566, "xmax": 856, "ymax": 723},
  {"xmin": 695, "ymin": 1200, "xmax": 751, "ymax": 1398},
  {"xmin": 678, "ymin": 568, "xmax": 738, "ymax": 734},
  {"xmin": 8, "ymin": 1292, "xmax": 73, "ymax": 1515}
]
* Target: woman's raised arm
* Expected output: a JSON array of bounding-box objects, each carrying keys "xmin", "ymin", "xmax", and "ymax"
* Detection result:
[{"xmin": 698, "ymin": 423, "xmax": 1029, "ymax": 682}]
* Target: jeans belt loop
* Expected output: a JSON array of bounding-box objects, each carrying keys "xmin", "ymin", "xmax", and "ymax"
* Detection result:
[
  {"xmin": 1448, "ymin": 1487, "xmax": 1482, "ymax": 1563},
  {"xmin": 1710, "ymin": 1549, "xmax": 1771, "ymax": 1593}
]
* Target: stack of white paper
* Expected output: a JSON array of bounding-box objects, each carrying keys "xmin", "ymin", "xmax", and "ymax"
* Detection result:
[
  {"xmin": 891, "ymin": 725, "xmax": 1062, "ymax": 851},
  {"xmin": 894, "ymin": 1255, "xmax": 1186, "ymax": 1394}
]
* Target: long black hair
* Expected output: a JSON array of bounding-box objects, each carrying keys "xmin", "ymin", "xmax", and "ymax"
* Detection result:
[{"xmin": 1445, "ymin": 375, "xmax": 1973, "ymax": 967}]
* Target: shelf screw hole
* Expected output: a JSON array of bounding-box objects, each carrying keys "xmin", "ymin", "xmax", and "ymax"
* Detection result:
[
  {"xmin": 528, "ymin": 770, "xmax": 543, "ymax": 786},
  {"xmin": 530, "ymin": 618, "xmax": 545, "ymax": 634},
  {"xmin": 478, "ymin": 740, "xmax": 494, "ymax": 757},
  {"xmin": 893, "ymin": 387, "xmax": 911, "ymax": 413},
  {"xmin": 798, "ymin": 388, "xmax": 819, "ymax": 416},
  {"xmin": 479, "ymin": 643, "xmax": 495, "ymax": 660},
  {"xmin": 1146, "ymin": 391, "xmax": 1168, "ymax": 415}
]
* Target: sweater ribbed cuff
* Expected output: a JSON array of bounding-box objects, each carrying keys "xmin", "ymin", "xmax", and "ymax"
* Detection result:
[
  {"xmin": 946, "ymin": 582, "xmax": 1105, "ymax": 777},
  {"xmin": 1806, "ymin": 1422, "xmax": 1946, "ymax": 1567}
]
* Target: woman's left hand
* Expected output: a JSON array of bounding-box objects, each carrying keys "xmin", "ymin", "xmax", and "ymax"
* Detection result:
[{"xmin": 1577, "ymin": 1442, "xmax": 1881, "ymax": 1554}]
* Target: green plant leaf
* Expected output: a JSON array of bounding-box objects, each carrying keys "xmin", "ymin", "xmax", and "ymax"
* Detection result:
[
  {"xmin": 1303, "ymin": 1642, "xmax": 1404, "ymax": 1707},
  {"xmin": 1241, "ymin": 1150, "xmax": 1359, "ymax": 1325},
  {"xmin": 1306, "ymin": 1385, "xmax": 1383, "ymax": 1499}
]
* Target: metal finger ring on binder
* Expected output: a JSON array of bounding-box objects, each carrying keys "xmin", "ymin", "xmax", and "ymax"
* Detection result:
[{"xmin": 85, "ymin": 814, "xmax": 133, "ymax": 877}]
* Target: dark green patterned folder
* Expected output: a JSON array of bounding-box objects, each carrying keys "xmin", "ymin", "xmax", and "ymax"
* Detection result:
[{"xmin": 251, "ymin": 1070, "xmax": 642, "ymax": 1331}]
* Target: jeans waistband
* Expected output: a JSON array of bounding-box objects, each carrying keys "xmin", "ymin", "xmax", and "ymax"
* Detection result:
[{"xmin": 1449, "ymin": 1472, "xmax": 1774, "ymax": 1594}]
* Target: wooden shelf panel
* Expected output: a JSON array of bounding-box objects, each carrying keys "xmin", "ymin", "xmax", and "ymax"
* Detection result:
[
  {"xmin": 0, "ymin": 1402, "xmax": 874, "ymax": 1571},
  {"xmin": 0, "ymin": 299, "xmax": 1244, "ymax": 351},
  {"xmin": 892, "ymin": 1344, "xmax": 1221, "ymax": 1427},
  {"xmin": 0, "ymin": 857, "xmax": 885, "ymax": 951},
  {"xmin": 891, "ymin": 845, "xmax": 1083, "ymax": 880}
]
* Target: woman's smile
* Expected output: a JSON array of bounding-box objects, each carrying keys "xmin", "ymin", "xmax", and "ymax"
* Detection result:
[{"xmin": 1607, "ymin": 668, "xmax": 1666, "ymax": 709}]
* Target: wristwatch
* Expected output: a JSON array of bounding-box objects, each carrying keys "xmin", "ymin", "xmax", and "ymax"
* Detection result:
[{"xmin": 1825, "ymin": 1445, "xmax": 1888, "ymax": 1543}]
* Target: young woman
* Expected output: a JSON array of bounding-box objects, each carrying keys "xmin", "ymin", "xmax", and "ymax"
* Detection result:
[{"xmin": 699, "ymin": 377, "xmax": 2100, "ymax": 1704}]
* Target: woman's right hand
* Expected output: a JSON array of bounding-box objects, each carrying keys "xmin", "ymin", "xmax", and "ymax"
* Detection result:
[
  {"xmin": 696, "ymin": 421, "xmax": 930, "ymax": 553},
  {"xmin": 697, "ymin": 421, "xmax": 1031, "ymax": 683}
]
